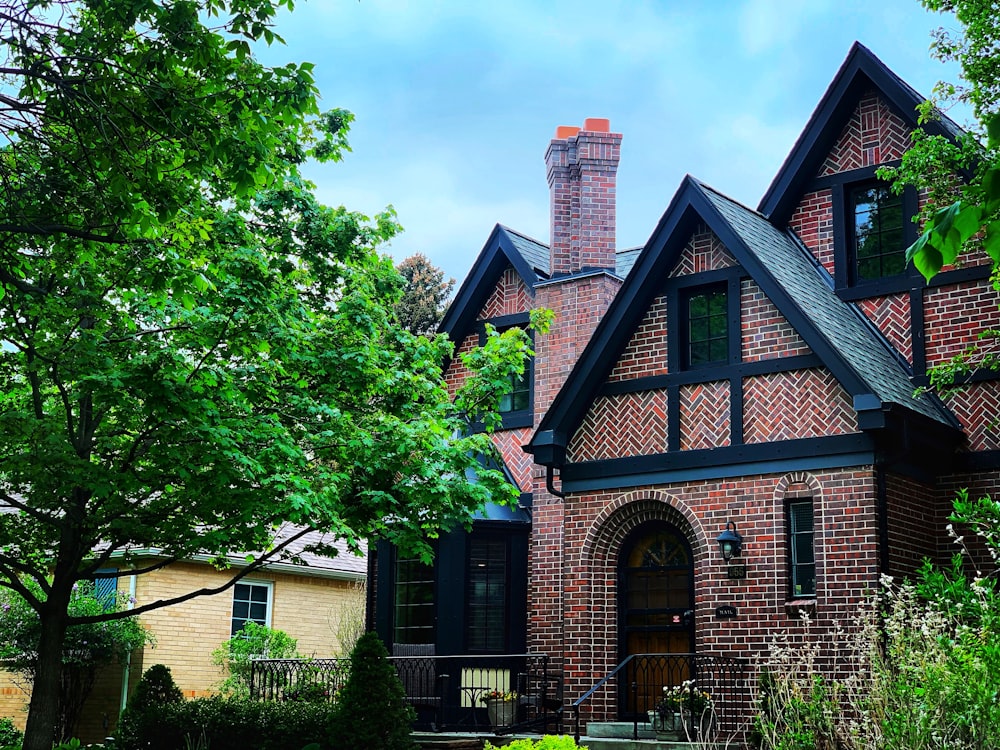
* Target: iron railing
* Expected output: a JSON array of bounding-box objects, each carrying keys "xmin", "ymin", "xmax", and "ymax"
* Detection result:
[
  {"xmin": 249, "ymin": 657, "xmax": 351, "ymax": 702},
  {"xmin": 248, "ymin": 653, "xmax": 560, "ymax": 734},
  {"xmin": 571, "ymin": 653, "xmax": 748, "ymax": 742}
]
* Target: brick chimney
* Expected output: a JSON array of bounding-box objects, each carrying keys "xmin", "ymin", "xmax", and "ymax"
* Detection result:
[{"xmin": 544, "ymin": 117, "xmax": 622, "ymax": 276}]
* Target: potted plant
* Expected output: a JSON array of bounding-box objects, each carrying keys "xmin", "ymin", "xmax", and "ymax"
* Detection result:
[
  {"xmin": 648, "ymin": 680, "xmax": 714, "ymax": 740},
  {"xmin": 481, "ymin": 688, "xmax": 519, "ymax": 729}
]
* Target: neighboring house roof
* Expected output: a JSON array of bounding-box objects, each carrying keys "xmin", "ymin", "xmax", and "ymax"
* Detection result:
[
  {"xmin": 760, "ymin": 41, "xmax": 965, "ymax": 225},
  {"xmin": 528, "ymin": 174, "xmax": 961, "ymax": 464},
  {"xmin": 113, "ymin": 526, "xmax": 368, "ymax": 580}
]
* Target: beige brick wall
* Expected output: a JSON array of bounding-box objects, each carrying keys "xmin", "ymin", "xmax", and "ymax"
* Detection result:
[{"xmin": 0, "ymin": 561, "xmax": 364, "ymax": 742}]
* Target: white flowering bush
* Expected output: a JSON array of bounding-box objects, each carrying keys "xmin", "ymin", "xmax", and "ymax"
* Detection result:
[{"xmin": 753, "ymin": 490, "xmax": 1000, "ymax": 750}]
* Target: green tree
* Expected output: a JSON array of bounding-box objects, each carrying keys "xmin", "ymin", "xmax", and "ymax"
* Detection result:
[
  {"xmin": 0, "ymin": 580, "xmax": 149, "ymax": 741},
  {"xmin": 0, "ymin": 3, "xmax": 534, "ymax": 749},
  {"xmin": 394, "ymin": 253, "xmax": 456, "ymax": 336},
  {"xmin": 884, "ymin": 0, "xmax": 1000, "ymax": 282}
]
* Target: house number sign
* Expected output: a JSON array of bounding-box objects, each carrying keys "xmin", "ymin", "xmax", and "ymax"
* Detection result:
[
  {"xmin": 715, "ymin": 605, "xmax": 738, "ymax": 619},
  {"xmin": 727, "ymin": 563, "xmax": 747, "ymax": 580}
]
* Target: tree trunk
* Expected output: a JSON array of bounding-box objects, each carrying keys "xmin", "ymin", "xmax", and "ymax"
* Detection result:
[{"xmin": 23, "ymin": 603, "xmax": 70, "ymax": 750}]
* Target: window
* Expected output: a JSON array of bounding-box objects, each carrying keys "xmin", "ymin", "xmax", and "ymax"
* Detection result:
[
  {"xmin": 682, "ymin": 285, "xmax": 728, "ymax": 368},
  {"xmin": 499, "ymin": 370, "xmax": 529, "ymax": 414},
  {"xmin": 231, "ymin": 581, "xmax": 272, "ymax": 636},
  {"xmin": 467, "ymin": 539, "xmax": 507, "ymax": 651},
  {"xmin": 393, "ymin": 556, "xmax": 435, "ymax": 645},
  {"xmin": 788, "ymin": 500, "xmax": 816, "ymax": 598},
  {"xmin": 479, "ymin": 314, "xmax": 533, "ymax": 427},
  {"xmin": 851, "ymin": 183, "xmax": 905, "ymax": 282},
  {"xmin": 93, "ymin": 568, "xmax": 118, "ymax": 611}
]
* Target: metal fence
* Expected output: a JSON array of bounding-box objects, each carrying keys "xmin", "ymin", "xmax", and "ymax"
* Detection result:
[
  {"xmin": 571, "ymin": 652, "xmax": 749, "ymax": 741},
  {"xmin": 248, "ymin": 652, "xmax": 560, "ymax": 734},
  {"xmin": 249, "ymin": 657, "xmax": 351, "ymax": 702}
]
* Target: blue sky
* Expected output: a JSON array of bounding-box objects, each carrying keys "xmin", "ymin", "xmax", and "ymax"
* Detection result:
[{"xmin": 256, "ymin": 0, "xmax": 967, "ymax": 283}]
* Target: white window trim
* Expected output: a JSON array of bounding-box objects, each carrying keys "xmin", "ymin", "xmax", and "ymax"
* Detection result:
[{"xmin": 231, "ymin": 579, "xmax": 274, "ymax": 633}]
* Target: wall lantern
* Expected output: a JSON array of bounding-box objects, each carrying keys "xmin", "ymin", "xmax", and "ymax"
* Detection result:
[{"xmin": 716, "ymin": 521, "xmax": 743, "ymax": 561}]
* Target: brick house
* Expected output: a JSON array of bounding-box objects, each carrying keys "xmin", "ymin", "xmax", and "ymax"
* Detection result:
[{"xmin": 371, "ymin": 42, "xmax": 1000, "ymax": 728}]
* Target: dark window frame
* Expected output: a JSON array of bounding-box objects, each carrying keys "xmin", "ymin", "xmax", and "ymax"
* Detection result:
[
  {"xmin": 392, "ymin": 553, "xmax": 437, "ymax": 646},
  {"xmin": 786, "ymin": 499, "xmax": 817, "ymax": 599},
  {"xmin": 93, "ymin": 568, "xmax": 118, "ymax": 611},
  {"xmin": 477, "ymin": 312, "xmax": 533, "ymax": 429},
  {"xmin": 825, "ymin": 164, "xmax": 920, "ymax": 299},
  {"xmin": 465, "ymin": 535, "xmax": 510, "ymax": 653},
  {"xmin": 681, "ymin": 283, "xmax": 730, "ymax": 370}
]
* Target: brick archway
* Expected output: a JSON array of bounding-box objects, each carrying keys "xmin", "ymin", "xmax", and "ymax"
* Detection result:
[{"xmin": 562, "ymin": 491, "xmax": 710, "ymax": 712}]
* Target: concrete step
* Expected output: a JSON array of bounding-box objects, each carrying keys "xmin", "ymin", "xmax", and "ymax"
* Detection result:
[
  {"xmin": 585, "ymin": 721, "xmax": 656, "ymax": 739},
  {"xmin": 577, "ymin": 737, "xmax": 701, "ymax": 750}
]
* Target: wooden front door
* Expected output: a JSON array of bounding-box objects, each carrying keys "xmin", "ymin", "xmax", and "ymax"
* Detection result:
[{"xmin": 618, "ymin": 522, "xmax": 694, "ymax": 717}]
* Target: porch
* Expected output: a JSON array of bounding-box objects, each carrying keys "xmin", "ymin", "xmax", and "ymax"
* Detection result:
[{"xmin": 249, "ymin": 651, "xmax": 748, "ymax": 746}]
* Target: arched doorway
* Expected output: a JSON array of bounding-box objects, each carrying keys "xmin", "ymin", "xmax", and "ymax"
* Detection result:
[{"xmin": 618, "ymin": 521, "xmax": 694, "ymax": 716}]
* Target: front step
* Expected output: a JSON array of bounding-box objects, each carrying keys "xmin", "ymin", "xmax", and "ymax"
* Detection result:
[{"xmin": 580, "ymin": 722, "xmax": 703, "ymax": 750}]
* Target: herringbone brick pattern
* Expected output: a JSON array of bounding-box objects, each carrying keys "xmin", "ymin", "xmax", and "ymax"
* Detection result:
[
  {"xmin": 821, "ymin": 89, "xmax": 910, "ymax": 175},
  {"xmin": 679, "ymin": 381, "xmax": 731, "ymax": 449},
  {"xmin": 944, "ymin": 381, "xmax": 1000, "ymax": 451},
  {"xmin": 741, "ymin": 279, "xmax": 811, "ymax": 361},
  {"xmin": 788, "ymin": 188, "xmax": 835, "ymax": 274},
  {"xmin": 568, "ymin": 390, "xmax": 668, "ymax": 461},
  {"xmin": 743, "ymin": 368, "xmax": 857, "ymax": 442},
  {"xmin": 444, "ymin": 334, "xmax": 477, "ymax": 399},
  {"xmin": 494, "ymin": 427, "xmax": 535, "ymax": 492},
  {"xmin": 924, "ymin": 279, "xmax": 1000, "ymax": 366},
  {"xmin": 481, "ymin": 266, "xmax": 532, "ymax": 319},
  {"xmin": 669, "ymin": 224, "xmax": 737, "ymax": 277},
  {"xmin": 608, "ymin": 296, "xmax": 668, "ymax": 382},
  {"xmin": 858, "ymin": 294, "xmax": 912, "ymax": 363}
]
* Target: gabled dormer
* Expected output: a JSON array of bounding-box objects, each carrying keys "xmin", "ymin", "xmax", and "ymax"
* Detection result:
[
  {"xmin": 760, "ymin": 43, "xmax": 971, "ymax": 304},
  {"xmin": 527, "ymin": 175, "xmax": 962, "ymax": 489}
]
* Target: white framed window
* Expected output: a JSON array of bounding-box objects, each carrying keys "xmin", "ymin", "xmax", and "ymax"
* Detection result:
[{"xmin": 231, "ymin": 580, "xmax": 273, "ymax": 636}]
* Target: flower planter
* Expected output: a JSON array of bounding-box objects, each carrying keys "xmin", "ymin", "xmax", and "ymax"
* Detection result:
[
  {"xmin": 648, "ymin": 709, "xmax": 685, "ymax": 741},
  {"xmin": 648, "ymin": 708, "xmax": 716, "ymax": 741},
  {"xmin": 485, "ymin": 698, "xmax": 517, "ymax": 729}
]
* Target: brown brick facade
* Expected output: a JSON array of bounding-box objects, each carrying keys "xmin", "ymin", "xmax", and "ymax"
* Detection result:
[
  {"xmin": 743, "ymin": 369, "xmax": 857, "ymax": 442},
  {"xmin": 552, "ymin": 468, "xmax": 878, "ymax": 706},
  {"xmin": 820, "ymin": 89, "xmax": 909, "ymax": 175}
]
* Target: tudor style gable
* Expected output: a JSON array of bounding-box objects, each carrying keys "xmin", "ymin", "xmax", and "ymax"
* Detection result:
[{"xmin": 528, "ymin": 176, "xmax": 961, "ymax": 490}]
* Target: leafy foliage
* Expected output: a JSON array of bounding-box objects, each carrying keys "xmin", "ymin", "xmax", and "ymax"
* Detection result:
[
  {"xmin": 333, "ymin": 632, "xmax": 417, "ymax": 750},
  {"xmin": 115, "ymin": 696, "xmax": 338, "ymax": 750},
  {"xmin": 752, "ymin": 493, "xmax": 1000, "ymax": 750},
  {"xmin": 484, "ymin": 737, "xmax": 588, "ymax": 750},
  {"xmin": 394, "ymin": 253, "xmax": 455, "ymax": 336},
  {"xmin": 0, "ymin": 2, "xmax": 531, "ymax": 749},
  {"xmin": 0, "ymin": 718, "xmax": 23, "ymax": 749},
  {"xmin": 211, "ymin": 623, "xmax": 298, "ymax": 698},
  {"xmin": 881, "ymin": 0, "xmax": 1000, "ymax": 280},
  {"xmin": 115, "ymin": 664, "xmax": 184, "ymax": 750},
  {"xmin": 0, "ymin": 581, "xmax": 149, "ymax": 741}
]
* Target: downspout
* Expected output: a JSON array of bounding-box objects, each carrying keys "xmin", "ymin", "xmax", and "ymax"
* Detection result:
[
  {"xmin": 546, "ymin": 465, "xmax": 565, "ymax": 499},
  {"xmin": 119, "ymin": 571, "xmax": 138, "ymax": 716},
  {"xmin": 875, "ymin": 460, "xmax": 890, "ymax": 581}
]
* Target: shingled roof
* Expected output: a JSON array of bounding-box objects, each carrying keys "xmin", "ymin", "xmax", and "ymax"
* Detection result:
[{"xmin": 528, "ymin": 174, "xmax": 960, "ymax": 463}]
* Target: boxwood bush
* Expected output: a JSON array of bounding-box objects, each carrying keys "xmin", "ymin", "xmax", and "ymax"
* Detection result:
[{"xmin": 117, "ymin": 696, "xmax": 339, "ymax": 750}]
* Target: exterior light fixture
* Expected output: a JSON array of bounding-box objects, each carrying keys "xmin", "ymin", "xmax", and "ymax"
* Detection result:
[{"xmin": 716, "ymin": 521, "xmax": 743, "ymax": 561}]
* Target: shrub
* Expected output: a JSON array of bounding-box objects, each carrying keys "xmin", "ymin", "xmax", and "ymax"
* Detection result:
[
  {"xmin": 116, "ymin": 664, "xmax": 185, "ymax": 750},
  {"xmin": 211, "ymin": 622, "xmax": 298, "ymax": 698},
  {"xmin": 0, "ymin": 717, "xmax": 23, "ymax": 748},
  {"xmin": 116, "ymin": 696, "xmax": 337, "ymax": 750},
  {"xmin": 332, "ymin": 632, "xmax": 416, "ymax": 750},
  {"xmin": 485, "ymin": 737, "xmax": 588, "ymax": 750}
]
